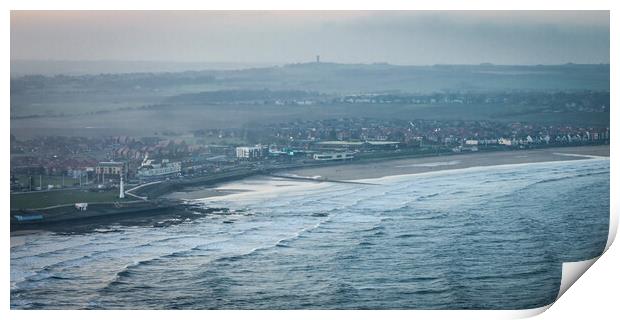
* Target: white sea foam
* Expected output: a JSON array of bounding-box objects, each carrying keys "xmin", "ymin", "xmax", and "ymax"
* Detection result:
[
  {"xmin": 194, "ymin": 157, "xmax": 609, "ymax": 205},
  {"xmin": 198, "ymin": 176, "xmax": 331, "ymax": 203},
  {"xmin": 10, "ymin": 157, "xmax": 609, "ymax": 309},
  {"xmin": 552, "ymin": 152, "xmax": 609, "ymax": 159},
  {"xmin": 354, "ymin": 157, "xmax": 608, "ymax": 185},
  {"xmin": 395, "ymin": 160, "xmax": 461, "ymax": 168}
]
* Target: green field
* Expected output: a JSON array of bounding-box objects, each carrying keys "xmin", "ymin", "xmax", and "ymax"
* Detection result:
[
  {"xmin": 14, "ymin": 175, "xmax": 80, "ymax": 189},
  {"xmin": 10, "ymin": 189, "xmax": 129, "ymax": 210}
]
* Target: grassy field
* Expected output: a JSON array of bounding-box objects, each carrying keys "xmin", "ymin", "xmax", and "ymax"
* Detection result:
[
  {"xmin": 14, "ymin": 175, "xmax": 80, "ymax": 189},
  {"xmin": 11, "ymin": 189, "xmax": 129, "ymax": 210}
]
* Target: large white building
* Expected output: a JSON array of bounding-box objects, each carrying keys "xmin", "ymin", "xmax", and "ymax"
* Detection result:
[
  {"xmin": 136, "ymin": 156, "xmax": 181, "ymax": 178},
  {"xmin": 236, "ymin": 146, "xmax": 266, "ymax": 159}
]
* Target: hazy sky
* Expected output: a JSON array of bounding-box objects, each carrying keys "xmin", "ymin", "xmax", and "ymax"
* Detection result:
[{"xmin": 11, "ymin": 11, "xmax": 610, "ymax": 65}]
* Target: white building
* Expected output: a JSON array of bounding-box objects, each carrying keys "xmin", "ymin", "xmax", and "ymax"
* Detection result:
[
  {"xmin": 499, "ymin": 138, "xmax": 513, "ymax": 146},
  {"xmin": 313, "ymin": 152, "xmax": 355, "ymax": 161},
  {"xmin": 236, "ymin": 146, "xmax": 266, "ymax": 159},
  {"xmin": 137, "ymin": 156, "xmax": 181, "ymax": 178},
  {"xmin": 526, "ymin": 135, "xmax": 534, "ymax": 144},
  {"xmin": 465, "ymin": 139, "xmax": 479, "ymax": 145}
]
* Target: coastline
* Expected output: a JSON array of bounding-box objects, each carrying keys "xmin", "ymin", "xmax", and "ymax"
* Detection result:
[
  {"xmin": 11, "ymin": 145, "xmax": 609, "ymax": 233},
  {"xmin": 280, "ymin": 145, "xmax": 609, "ymax": 181},
  {"xmin": 170, "ymin": 145, "xmax": 609, "ymax": 202}
]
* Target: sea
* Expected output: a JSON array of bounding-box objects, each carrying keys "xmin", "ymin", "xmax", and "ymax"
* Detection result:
[{"xmin": 10, "ymin": 158, "xmax": 610, "ymax": 310}]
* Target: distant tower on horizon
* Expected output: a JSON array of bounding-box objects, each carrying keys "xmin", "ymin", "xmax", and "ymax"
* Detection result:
[{"xmin": 316, "ymin": 55, "xmax": 320, "ymax": 63}]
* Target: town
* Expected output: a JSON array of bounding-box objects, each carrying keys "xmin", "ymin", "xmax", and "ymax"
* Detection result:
[{"xmin": 10, "ymin": 116, "xmax": 609, "ymax": 202}]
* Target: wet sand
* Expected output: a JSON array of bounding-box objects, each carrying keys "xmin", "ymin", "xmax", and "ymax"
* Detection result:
[
  {"xmin": 164, "ymin": 188, "xmax": 250, "ymax": 200},
  {"xmin": 283, "ymin": 145, "xmax": 609, "ymax": 181},
  {"xmin": 166, "ymin": 177, "xmax": 320, "ymax": 201}
]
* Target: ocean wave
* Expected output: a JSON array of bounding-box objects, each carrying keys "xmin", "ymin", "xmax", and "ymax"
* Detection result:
[
  {"xmin": 11, "ymin": 240, "xmax": 120, "ymax": 261},
  {"xmin": 99, "ymin": 221, "xmax": 304, "ymax": 292},
  {"xmin": 272, "ymin": 218, "xmax": 331, "ymax": 248},
  {"xmin": 395, "ymin": 233, "xmax": 425, "ymax": 239},
  {"xmin": 449, "ymin": 190, "xmax": 467, "ymax": 195},
  {"xmin": 357, "ymin": 241, "xmax": 375, "ymax": 247},
  {"xmin": 12, "ymin": 232, "xmax": 209, "ymax": 289},
  {"xmin": 360, "ymin": 224, "xmax": 385, "ymax": 233},
  {"xmin": 410, "ymin": 211, "xmax": 449, "ymax": 221},
  {"xmin": 418, "ymin": 193, "xmax": 440, "ymax": 201},
  {"xmin": 115, "ymin": 229, "xmax": 265, "ymax": 269},
  {"xmin": 530, "ymin": 170, "xmax": 608, "ymax": 186},
  {"xmin": 11, "ymin": 158, "xmax": 609, "ymax": 309},
  {"xmin": 326, "ymin": 281, "xmax": 360, "ymax": 298},
  {"xmin": 483, "ymin": 169, "xmax": 608, "ymax": 204},
  {"xmin": 159, "ymin": 245, "xmax": 203, "ymax": 259},
  {"xmin": 103, "ymin": 260, "xmax": 182, "ymax": 292},
  {"xmin": 462, "ymin": 267, "xmax": 551, "ymax": 281},
  {"xmin": 355, "ymin": 157, "xmax": 607, "ymax": 186},
  {"xmin": 195, "ymin": 217, "xmax": 333, "ymax": 272},
  {"xmin": 405, "ymin": 287, "xmax": 454, "ymax": 295},
  {"xmin": 311, "ymin": 212, "xmax": 329, "ymax": 217}
]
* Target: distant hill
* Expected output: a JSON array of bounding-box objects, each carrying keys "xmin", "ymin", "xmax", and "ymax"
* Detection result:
[
  {"xmin": 218, "ymin": 62, "xmax": 610, "ymax": 93},
  {"xmin": 10, "ymin": 62, "xmax": 610, "ymax": 118},
  {"xmin": 9, "ymin": 60, "xmax": 274, "ymax": 77}
]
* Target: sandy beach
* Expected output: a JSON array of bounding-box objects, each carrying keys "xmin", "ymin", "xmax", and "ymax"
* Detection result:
[
  {"xmin": 167, "ymin": 145, "xmax": 610, "ymax": 202},
  {"xmin": 281, "ymin": 145, "xmax": 609, "ymax": 181}
]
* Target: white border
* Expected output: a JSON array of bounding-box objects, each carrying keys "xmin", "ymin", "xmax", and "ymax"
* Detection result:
[
  {"xmin": 3, "ymin": 1, "xmax": 617, "ymax": 319},
  {"xmin": 1, "ymin": 0, "xmax": 616, "ymax": 10}
]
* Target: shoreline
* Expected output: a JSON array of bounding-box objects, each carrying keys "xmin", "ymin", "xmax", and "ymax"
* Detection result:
[
  {"xmin": 11, "ymin": 145, "xmax": 609, "ymax": 234},
  {"xmin": 168, "ymin": 145, "xmax": 609, "ymax": 202},
  {"xmin": 280, "ymin": 145, "xmax": 609, "ymax": 182},
  {"xmin": 355, "ymin": 157, "xmax": 608, "ymax": 186},
  {"xmin": 137, "ymin": 145, "xmax": 610, "ymax": 201}
]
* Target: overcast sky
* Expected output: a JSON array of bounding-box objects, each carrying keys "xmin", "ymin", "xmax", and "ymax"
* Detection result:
[{"xmin": 10, "ymin": 11, "xmax": 610, "ymax": 65}]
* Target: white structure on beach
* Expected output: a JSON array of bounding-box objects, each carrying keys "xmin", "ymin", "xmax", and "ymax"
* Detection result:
[{"xmin": 313, "ymin": 152, "xmax": 355, "ymax": 161}]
